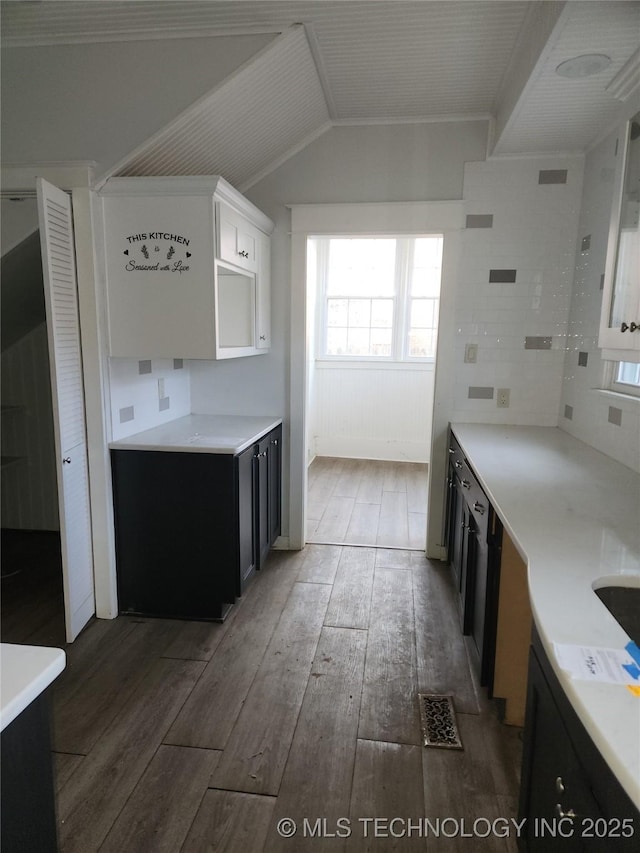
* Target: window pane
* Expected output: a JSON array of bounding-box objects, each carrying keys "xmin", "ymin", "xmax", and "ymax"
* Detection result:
[
  {"xmin": 347, "ymin": 328, "xmax": 370, "ymax": 355},
  {"xmin": 410, "ymin": 298, "xmax": 436, "ymax": 327},
  {"xmin": 348, "ymin": 299, "xmax": 371, "ymax": 328},
  {"xmin": 371, "ymin": 299, "xmax": 393, "ymax": 328},
  {"xmin": 370, "ymin": 327, "xmax": 392, "ymax": 356},
  {"xmin": 617, "ymin": 361, "xmax": 640, "ymax": 386},
  {"xmin": 326, "ymin": 327, "xmax": 347, "ymax": 355},
  {"xmin": 327, "ymin": 238, "xmax": 396, "ymax": 296},
  {"xmin": 409, "ymin": 329, "xmax": 435, "ymax": 358},
  {"xmin": 327, "ymin": 298, "xmax": 348, "ymax": 327}
]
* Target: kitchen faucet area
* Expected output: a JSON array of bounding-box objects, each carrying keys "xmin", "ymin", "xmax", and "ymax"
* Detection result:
[{"xmin": 1, "ymin": 2, "xmax": 639, "ymax": 851}]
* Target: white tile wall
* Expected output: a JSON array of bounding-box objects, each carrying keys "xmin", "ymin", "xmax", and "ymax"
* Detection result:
[
  {"xmin": 109, "ymin": 357, "xmax": 191, "ymax": 440},
  {"xmin": 451, "ymin": 156, "xmax": 584, "ymax": 426},
  {"xmin": 559, "ymin": 128, "xmax": 640, "ymax": 473}
]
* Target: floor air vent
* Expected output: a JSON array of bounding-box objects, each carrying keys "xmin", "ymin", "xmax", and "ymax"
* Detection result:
[{"xmin": 418, "ymin": 694, "xmax": 463, "ymax": 749}]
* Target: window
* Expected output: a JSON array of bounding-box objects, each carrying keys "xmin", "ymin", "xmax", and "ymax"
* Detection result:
[
  {"xmin": 612, "ymin": 361, "xmax": 640, "ymax": 397},
  {"xmin": 315, "ymin": 235, "xmax": 443, "ymax": 361}
]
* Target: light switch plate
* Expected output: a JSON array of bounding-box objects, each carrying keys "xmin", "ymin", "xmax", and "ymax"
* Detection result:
[{"xmin": 464, "ymin": 343, "xmax": 478, "ymax": 364}]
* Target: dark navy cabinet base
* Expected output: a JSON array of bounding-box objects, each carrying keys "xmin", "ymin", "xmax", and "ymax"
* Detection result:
[
  {"xmin": 1, "ymin": 692, "xmax": 58, "ymax": 853},
  {"xmin": 111, "ymin": 425, "xmax": 282, "ymax": 622}
]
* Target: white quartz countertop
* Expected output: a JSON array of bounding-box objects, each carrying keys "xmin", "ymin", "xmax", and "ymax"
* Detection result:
[
  {"xmin": 109, "ymin": 414, "xmax": 282, "ymax": 455},
  {"xmin": 451, "ymin": 423, "xmax": 640, "ymax": 808},
  {"xmin": 1, "ymin": 643, "xmax": 66, "ymax": 731}
]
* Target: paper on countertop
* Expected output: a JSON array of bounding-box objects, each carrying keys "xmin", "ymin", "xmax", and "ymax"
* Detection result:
[{"xmin": 553, "ymin": 641, "xmax": 640, "ymax": 686}]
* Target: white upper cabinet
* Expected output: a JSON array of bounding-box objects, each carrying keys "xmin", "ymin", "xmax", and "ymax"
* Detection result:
[
  {"xmin": 599, "ymin": 111, "xmax": 640, "ymax": 362},
  {"xmin": 100, "ymin": 176, "xmax": 274, "ymax": 360}
]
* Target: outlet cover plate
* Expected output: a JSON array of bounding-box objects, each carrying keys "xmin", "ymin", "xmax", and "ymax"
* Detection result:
[{"xmin": 497, "ymin": 388, "xmax": 510, "ymax": 408}]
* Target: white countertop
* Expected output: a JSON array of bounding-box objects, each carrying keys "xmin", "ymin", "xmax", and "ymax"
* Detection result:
[
  {"xmin": 1, "ymin": 643, "xmax": 66, "ymax": 732},
  {"xmin": 451, "ymin": 424, "xmax": 640, "ymax": 808},
  {"xmin": 109, "ymin": 414, "xmax": 282, "ymax": 455}
]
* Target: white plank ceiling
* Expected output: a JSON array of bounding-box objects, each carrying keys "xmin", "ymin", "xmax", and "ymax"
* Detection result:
[{"xmin": 2, "ymin": 1, "xmax": 638, "ymax": 187}]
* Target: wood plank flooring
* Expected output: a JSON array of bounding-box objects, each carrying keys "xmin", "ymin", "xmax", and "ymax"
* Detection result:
[
  {"xmin": 307, "ymin": 457, "xmax": 428, "ymax": 550},
  {"xmin": 1, "ymin": 540, "xmax": 524, "ymax": 853}
]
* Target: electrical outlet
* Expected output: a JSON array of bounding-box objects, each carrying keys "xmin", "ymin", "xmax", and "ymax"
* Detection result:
[
  {"xmin": 497, "ymin": 388, "xmax": 510, "ymax": 408},
  {"xmin": 464, "ymin": 343, "xmax": 478, "ymax": 364},
  {"xmin": 158, "ymin": 378, "xmax": 165, "ymax": 399}
]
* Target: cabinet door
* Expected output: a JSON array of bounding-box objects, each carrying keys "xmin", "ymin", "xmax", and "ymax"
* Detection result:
[
  {"xmin": 217, "ymin": 202, "xmax": 259, "ymax": 272},
  {"xmin": 256, "ymin": 232, "xmax": 271, "ymax": 350},
  {"xmin": 237, "ymin": 444, "xmax": 257, "ymax": 593},
  {"xmin": 255, "ymin": 434, "xmax": 271, "ymax": 569},
  {"xmin": 599, "ymin": 110, "xmax": 640, "ymax": 359},
  {"xmin": 519, "ymin": 649, "xmax": 603, "ymax": 853},
  {"xmin": 268, "ymin": 425, "xmax": 282, "ymax": 545}
]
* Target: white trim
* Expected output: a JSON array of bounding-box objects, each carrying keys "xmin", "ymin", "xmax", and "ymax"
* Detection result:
[
  {"xmin": 315, "ymin": 358, "xmax": 434, "ymax": 371},
  {"xmin": 289, "ymin": 200, "xmax": 464, "ymax": 557},
  {"xmin": 1, "ymin": 162, "xmax": 95, "ymax": 196},
  {"xmin": 591, "ymin": 387, "xmax": 640, "ymax": 405}
]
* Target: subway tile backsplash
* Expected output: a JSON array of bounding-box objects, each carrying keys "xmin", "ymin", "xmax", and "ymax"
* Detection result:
[
  {"xmin": 453, "ymin": 156, "xmax": 583, "ymax": 428},
  {"xmin": 110, "ymin": 358, "xmax": 191, "ymax": 441}
]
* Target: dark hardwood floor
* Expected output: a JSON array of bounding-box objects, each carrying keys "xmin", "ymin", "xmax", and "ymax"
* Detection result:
[
  {"xmin": 307, "ymin": 458, "xmax": 428, "ymax": 550},
  {"xmin": 2, "ymin": 539, "xmax": 523, "ymax": 852}
]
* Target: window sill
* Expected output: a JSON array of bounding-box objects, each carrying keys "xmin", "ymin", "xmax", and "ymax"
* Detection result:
[
  {"xmin": 315, "ymin": 359, "xmax": 435, "ymax": 371},
  {"xmin": 590, "ymin": 387, "xmax": 640, "ymax": 405}
]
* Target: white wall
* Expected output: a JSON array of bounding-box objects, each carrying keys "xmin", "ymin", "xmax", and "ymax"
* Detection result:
[
  {"xmin": 452, "ymin": 156, "xmax": 584, "ymax": 425},
  {"xmin": 559, "ymin": 120, "xmax": 640, "ymax": 472},
  {"xmin": 0, "ymin": 34, "xmax": 275, "ymax": 179},
  {"xmin": 310, "ymin": 363, "xmax": 434, "ymax": 462}
]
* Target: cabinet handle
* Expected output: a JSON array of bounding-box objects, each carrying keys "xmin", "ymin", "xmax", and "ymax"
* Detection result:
[
  {"xmin": 449, "ymin": 447, "xmax": 455, "ymax": 454},
  {"xmin": 555, "ymin": 776, "xmax": 565, "ymax": 794},
  {"xmin": 555, "ymin": 804, "xmax": 576, "ymax": 820},
  {"xmin": 621, "ymin": 321, "xmax": 630, "ymax": 332},
  {"xmin": 461, "ymin": 479, "xmax": 471, "ymax": 489},
  {"xmin": 272, "ymin": 439, "xmax": 278, "ymax": 446},
  {"xmin": 238, "ymin": 250, "xmax": 249, "ymax": 258},
  {"xmin": 473, "ymin": 501, "xmax": 485, "ymax": 515},
  {"xmin": 260, "ymin": 335, "xmax": 266, "ymax": 341},
  {"xmin": 63, "ymin": 457, "xmax": 71, "ymax": 464},
  {"xmin": 455, "ymin": 460, "xmax": 463, "ymax": 469},
  {"xmin": 631, "ymin": 322, "xmax": 639, "ymax": 332}
]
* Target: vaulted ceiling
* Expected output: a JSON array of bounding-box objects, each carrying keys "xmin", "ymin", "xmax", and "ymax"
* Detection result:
[{"xmin": 1, "ymin": 1, "xmax": 639, "ymax": 190}]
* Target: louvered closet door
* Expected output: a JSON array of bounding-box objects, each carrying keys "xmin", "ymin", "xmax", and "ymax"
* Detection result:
[{"xmin": 37, "ymin": 178, "xmax": 95, "ymax": 642}]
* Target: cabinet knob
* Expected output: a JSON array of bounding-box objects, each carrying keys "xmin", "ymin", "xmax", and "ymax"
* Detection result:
[
  {"xmin": 555, "ymin": 776, "xmax": 565, "ymax": 794},
  {"xmin": 473, "ymin": 501, "xmax": 485, "ymax": 515},
  {"xmin": 461, "ymin": 479, "xmax": 471, "ymax": 489},
  {"xmin": 63, "ymin": 457, "xmax": 71, "ymax": 464},
  {"xmin": 449, "ymin": 447, "xmax": 455, "ymax": 454},
  {"xmin": 455, "ymin": 460, "xmax": 463, "ymax": 469},
  {"xmin": 621, "ymin": 321, "xmax": 630, "ymax": 332},
  {"xmin": 260, "ymin": 335, "xmax": 266, "ymax": 341},
  {"xmin": 238, "ymin": 249, "xmax": 249, "ymax": 258},
  {"xmin": 631, "ymin": 322, "xmax": 639, "ymax": 332}
]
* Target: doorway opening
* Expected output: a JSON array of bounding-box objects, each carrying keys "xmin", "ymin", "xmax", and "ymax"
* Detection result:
[
  {"xmin": 304, "ymin": 234, "xmax": 443, "ymax": 550},
  {"xmin": 1, "ymin": 229, "xmax": 66, "ymax": 644}
]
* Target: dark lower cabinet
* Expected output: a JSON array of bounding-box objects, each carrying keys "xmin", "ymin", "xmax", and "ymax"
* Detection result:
[
  {"xmin": 1, "ymin": 692, "xmax": 58, "ymax": 853},
  {"xmin": 446, "ymin": 430, "xmax": 501, "ymax": 689},
  {"xmin": 111, "ymin": 425, "xmax": 282, "ymax": 621},
  {"xmin": 518, "ymin": 629, "xmax": 639, "ymax": 852}
]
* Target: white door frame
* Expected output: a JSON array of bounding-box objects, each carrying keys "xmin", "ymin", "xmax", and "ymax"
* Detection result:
[
  {"xmin": 288, "ymin": 201, "xmax": 464, "ymax": 557},
  {"xmin": 2, "ymin": 163, "xmax": 118, "ymax": 624}
]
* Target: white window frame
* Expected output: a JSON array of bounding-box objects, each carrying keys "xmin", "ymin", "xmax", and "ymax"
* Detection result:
[
  {"xmin": 609, "ymin": 360, "xmax": 640, "ymax": 398},
  {"xmin": 314, "ymin": 234, "xmax": 443, "ymax": 363}
]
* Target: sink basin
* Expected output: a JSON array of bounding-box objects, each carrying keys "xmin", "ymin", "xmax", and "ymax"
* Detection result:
[{"xmin": 594, "ymin": 586, "xmax": 640, "ymax": 646}]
